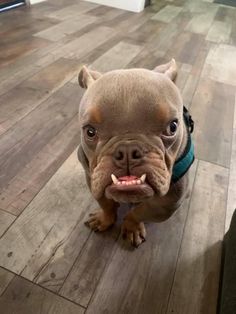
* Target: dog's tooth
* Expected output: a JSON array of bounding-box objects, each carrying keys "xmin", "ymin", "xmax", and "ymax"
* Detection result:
[
  {"xmin": 137, "ymin": 179, "xmax": 141, "ymax": 185},
  {"xmin": 111, "ymin": 174, "xmax": 119, "ymax": 185},
  {"xmin": 140, "ymin": 174, "xmax": 146, "ymax": 183}
]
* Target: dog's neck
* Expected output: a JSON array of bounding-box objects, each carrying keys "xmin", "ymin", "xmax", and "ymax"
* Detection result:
[
  {"xmin": 171, "ymin": 107, "xmax": 195, "ymax": 183},
  {"xmin": 177, "ymin": 118, "xmax": 188, "ymax": 161}
]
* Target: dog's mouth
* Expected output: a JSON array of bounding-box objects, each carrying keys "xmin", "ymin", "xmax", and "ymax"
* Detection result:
[
  {"xmin": 111, "ymin": 174, "xmax": 146, "ymax": 186},
  {"xmin": 105, "ymin": 173, "xmax": 155, "ymax": 202}
]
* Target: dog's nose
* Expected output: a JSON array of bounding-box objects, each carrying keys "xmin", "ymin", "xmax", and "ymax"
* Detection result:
[{"xmin": 113, "ymin": 144, "xmax": 143, "ymax": 167}]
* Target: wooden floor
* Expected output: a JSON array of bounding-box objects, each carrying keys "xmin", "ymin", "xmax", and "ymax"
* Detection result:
[{"xmin": 0, "ymin": 0, "xmax": 235, "ymax": 313}]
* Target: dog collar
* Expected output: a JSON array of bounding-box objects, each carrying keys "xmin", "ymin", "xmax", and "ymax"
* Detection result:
[{"xmin": 171, "ymin": 106, "xmax": 195, "ymax": 183}]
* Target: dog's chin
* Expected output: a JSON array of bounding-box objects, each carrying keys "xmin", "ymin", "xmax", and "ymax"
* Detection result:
[{"xmin": 105, "ymin": 182, "xmax": 155, "ymax": 203}]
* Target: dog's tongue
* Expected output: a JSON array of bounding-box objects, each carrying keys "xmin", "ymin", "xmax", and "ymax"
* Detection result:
[{"xmin": 118, "ymin": 176, "xmax": 139, "ymax": 182}]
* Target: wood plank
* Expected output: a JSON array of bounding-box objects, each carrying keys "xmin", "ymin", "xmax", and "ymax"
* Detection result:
[
  {"xmin": 0, "ymin": 82, "xmax": 80, "ymax": 192},
  {"xmin": 24, "ymin": 1, "xmax": 63, "ymax": 19},
  {"xmin": 167, "ymin": 161, "xmax": 228, "ymax": 314},
  {"xmin": 181, "ymin": 74, "xmax": 199, "ymax": 109},
  {"xmin": 0, "ymin": 50, "xmax": 62, "ymax": 90},
  {"xmin": 0, "ymin": 151, "xmax": 95, "ymax": 275},
  {"xmin": 126, "ymin": 48, "xmax": 165, "ymax": 70},
  {"xmin": 0, "ymin": 58, "xmax": 82, "ymax": 135},
  {"xmin": 229, "ymin": 9, "xmax": 236, "ymax": 46},
  {"xmin": 34, "ymin": 14, "xmax": 97, "ymax": 42},
  {"xmin": 87, "ymin": 5, "xmax": 126, "ymax": 18},
  {"xmin": 0, "ymin": 275, "xmax": 84, "ymax": 314},
  {"xmin": 126, "ymin": 19, "xmax": 164, "ymax": 44},
  {"xmin": 190, "ymin": 79, "xmax": 235, "ymax": 168},
  {"xmin": 87, "ymin": 6, "xmax": 130, "ymax": 24},
  {"xmin": 20, "ymin": 201, "xmax": 93, "ymax": 290},
  {"xmin": 60, "ymin": 224, "xmax": 120, "ymax": 307},
  {"xmin": 51, "ymin": 26, "xmax": 116, "ymax": 60},
  {"xmin": 175, "ymin": 63, "xmax": 192, "ymax": 92},
  {"xmin": 0, "ymin": 18, "xmax": 58, "ymax": 46},
  {"xmin": 85, "ymin": 161, "xmax": 198, "ymax": 313},
  {"xmin": 148, "ymin": 0, "xmax": 168, "ymax": 13},
  {"xmin": 103, "ymin": 10, "xmax": 133, "ymax": 28},
  {"xmin": 69, "ymin": 34, "xmax": 121, "ymax": 84},
  {"xmin": 46, "ymin": 2, "xmax": 99, "ymax": 20},
  {"xmin": 151, "ymin": 5, "xmax": 182, "ymax": 22},
  {"xmin": 181, "ymin": 40, "xmax": 211, "ymax": 107},
  {"xmin": 0, "ymin": 13, "xmax": 113, "ymax": 95},
  {"xmin": 95, "ymin": 6, "xmax": 126, "ymax": 20},
  {"xmin": 85, "ymin": 4, "xmax": 113, "ymax": 16},
  {"xmin": 0, "ymin": 116, "xmax": 80, "ymax": 215},
  {"xmin": 214, "ymin": 5, "xmax": 235, "ymax": 24},
  {"xmin": 0, "ymin": 209, "xmax": 16, "ymax": 237},
  {"xmin": 183, "ymin": 0, "xmax": 217, "ymax": 14},
  {"xmin": 0, "ymin": 39, "xmax": 63, "ymax": 81},
  {"xmin": 206, "ymin": 21, "xmax": 232, "ymax": 44},
  {"xmin": 190, "ymin": 40, "xmax": 212, "ymax": 77},
  {"xmin": 0, "ymin": 12, "xmax": 58, "ymax": 67},
  {"xmin": 202, "ymin": 44, "xmax": 236, "ymax": 86},
  {"xmin": 58, "ymin": 7, "xmax": 124, "ymax": 42},
  {"xmin": 0, "ymin": 50, "xmax": 59, "ymax": 97},
  {"xmin": 234, "ymin": 95, "xmax": 236, "ymax": 130},
  {"xmin": 70, "ymin": 33, "xmax": 133, "ymax": 84},
  {"xmin": 0, "ymin": 35, "xmax": 50, "ymax": 67},
  {"xmin": 23, "ymin": 57, "xmax": 81, "ymax": 92},
  {"xmin": 107, "ymin": 10, "xmax": 153, "ymax": 34},
  {"xmin": 90, "ymin": 41, "xmax": 143, "ymax": 72},
  {"xmin": 185, "ymin": 8, "xmax": 218, "ymax": 35},
  {"xmin": 0, "ymin": 268, "xmax": 14, "ymax": 296},
  {"xmin": 152, "ymin": 24, "xmax": 180, "ymax": 55},
  {"xmin": 167, "ymin": 32, "xmax": 204, "ymax": 65}
]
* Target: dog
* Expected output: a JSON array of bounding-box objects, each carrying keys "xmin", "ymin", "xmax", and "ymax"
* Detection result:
[{"xmin": 77, "ymin": 59, "xmax": 194, "ymax": 247}]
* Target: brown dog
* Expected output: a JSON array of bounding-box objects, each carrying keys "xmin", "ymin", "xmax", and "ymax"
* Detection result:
[{"xmin": 77, "ymin": 59, "xmax": 194, "ymax": 247}]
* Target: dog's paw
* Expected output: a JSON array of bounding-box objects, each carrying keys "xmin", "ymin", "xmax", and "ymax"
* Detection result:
[
  {"xmin": 85, "ymin": 209, "xmax": 116, "ymax": 232},
  {"xmin": 121, "ymin": 219, "xmax": 146, "ymax": 248}
]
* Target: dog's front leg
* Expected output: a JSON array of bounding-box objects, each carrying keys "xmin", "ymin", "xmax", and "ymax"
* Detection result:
[
  {"xmin": 85, "ymin": 197, "xmax": 118, "ymax": 232},
  {"xmin": 122, "ymin": 204, "xmax": 147, "ymax": 247}
]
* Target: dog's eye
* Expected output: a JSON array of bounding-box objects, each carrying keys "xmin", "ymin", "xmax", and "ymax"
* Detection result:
[
  {"xmin": 165, "ymin": 119, "xmax": 178, "ymax": 136},
  {"xmin": 84, "ymin": 125, "xmax": 97, "ymax": 140},
  {"xmin": 87, "ymin": 127, "xmax": 96, "ymax": 138}
]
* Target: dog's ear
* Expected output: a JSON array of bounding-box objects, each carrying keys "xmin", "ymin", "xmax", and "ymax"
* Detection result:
[
  {"xmin": 153, "ymin": 59, "xmax": 177, "ymax": 82},
  {"xmin": 78, "ymin": 66, "xmax": 102, "ymax": 89}
]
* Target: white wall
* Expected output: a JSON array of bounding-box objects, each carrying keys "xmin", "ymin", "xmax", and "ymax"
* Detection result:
[{"xmin": 84, "ymin": 0, "xmax": 146, "ymax": 13}]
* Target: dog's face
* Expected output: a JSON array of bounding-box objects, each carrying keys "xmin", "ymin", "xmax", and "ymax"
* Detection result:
[{"xmin": 78, "ymin": 60, "xmax": 185, "ymax": 203}]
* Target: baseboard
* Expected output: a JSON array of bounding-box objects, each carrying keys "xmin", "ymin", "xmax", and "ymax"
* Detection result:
[
  {"xmin": 84, "ymin": 0, "xmax": 146, "ymax": 12},
  {"xmin": 28, "ymin": 0, "xmax": 46, "ymax": 4}
]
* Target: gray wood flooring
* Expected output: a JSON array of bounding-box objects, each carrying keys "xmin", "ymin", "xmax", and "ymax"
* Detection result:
[{"xmin": 0, "ymin": 0, "xmax": 235, "ymax": 313}]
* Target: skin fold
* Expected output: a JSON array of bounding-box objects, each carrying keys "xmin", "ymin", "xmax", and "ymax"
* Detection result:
[{"xmin": 77, "ymin": 59, "xmax": 191, "ymax": 247}]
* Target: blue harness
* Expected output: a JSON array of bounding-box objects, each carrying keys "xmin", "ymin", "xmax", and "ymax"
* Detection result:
[{"xmin": 171, "ymin": 106, "xmax": 195, "ymax": 183}]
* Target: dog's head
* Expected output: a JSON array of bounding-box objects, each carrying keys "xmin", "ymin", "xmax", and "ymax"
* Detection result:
[{"xmin": 78, "ymin": 60, "xmax": 185, "ymax": 203}]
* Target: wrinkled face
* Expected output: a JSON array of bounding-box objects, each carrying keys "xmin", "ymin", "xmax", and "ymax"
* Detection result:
[{"xmin": 79, "ymin": 68, "xmax": 184, "ymax": 203}]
